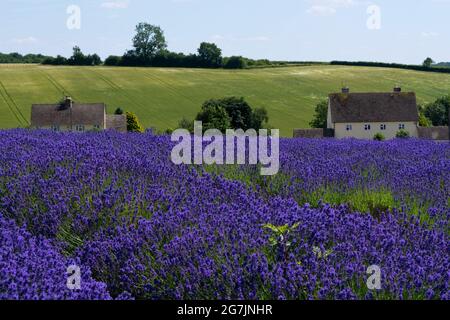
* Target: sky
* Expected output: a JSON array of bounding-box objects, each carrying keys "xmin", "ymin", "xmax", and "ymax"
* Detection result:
[{"xmin": 0, "ymin": 0, "xmax": 449, "ymax": 64}]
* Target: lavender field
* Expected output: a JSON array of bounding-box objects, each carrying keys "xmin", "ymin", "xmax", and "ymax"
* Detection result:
[{"xmin": 0, "ymin": 130, "xmax": 449, "ymax": 300}]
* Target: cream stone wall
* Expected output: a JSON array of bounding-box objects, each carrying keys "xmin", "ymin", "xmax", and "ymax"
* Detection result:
[
  {"xmin": 37, "ymin": 124, "xmax": 102, "ymax": 132},
  {"xmin": 333, "ymin": 122, "xmax": 418, "ymax": 139}
]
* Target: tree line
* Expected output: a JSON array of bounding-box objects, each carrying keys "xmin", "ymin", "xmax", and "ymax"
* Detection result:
[
  {"xmin": 104, "ymin": 23, "xmax": 268, "ymax": 69},
  {"xmin": 0, "ymin": 52, "xmax": 51, "ymax": 64},
  {"xmin": 330, "ymin": 60, "xmax": 450, "ymax": 75},
  {"xmin": 40, "ymin": 22, "xmax": 273, "ymax": 69},
  {"xmin": 42, "ymin": 46, "xmax": 102, "ymax": 66}
]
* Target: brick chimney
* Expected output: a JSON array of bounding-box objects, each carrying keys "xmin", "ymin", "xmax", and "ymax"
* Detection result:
[
  {"xmin": 393, "ymin": 86, "xmax": 402, "ymax": 93},
  {"xmin": 342, "ymin": 87, "xmax": 350, "ymax": 94}
]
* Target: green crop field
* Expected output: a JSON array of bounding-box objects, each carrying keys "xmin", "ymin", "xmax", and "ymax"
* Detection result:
[{"xmin": 1, "ymin": 64, "xmax": 450, "ymax": 136}]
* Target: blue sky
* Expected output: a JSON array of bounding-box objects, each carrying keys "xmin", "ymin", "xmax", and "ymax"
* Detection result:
[{"xmin": 0, "ymin": 0, "xmax": 449, "ymax": 63}]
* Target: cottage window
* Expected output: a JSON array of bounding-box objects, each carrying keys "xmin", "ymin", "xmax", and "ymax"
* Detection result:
[
  {"xmin": 364, "ymin": 124, "xmax": 371, "ymax": 131},
  {"xmin": 75, "ymin": 125, "xmax": 85, "ymax": 132},
  {"xmin": 94, "ymin": 124, "xmax": 100, "ymax": 130},
  {"xmin": 51, "ymin": 125, "xmax": 60, "ymax": 132},
  {"xmin": 399, "ymin": 124, "xmax": 405, "ymax": 130},
  {"xmin": 380, "ymin": 124, "xmax": 386, "ymax": 131},
  {"xmin": 346, "ymin": 124, "xmax": 352, "ymax": 131}
]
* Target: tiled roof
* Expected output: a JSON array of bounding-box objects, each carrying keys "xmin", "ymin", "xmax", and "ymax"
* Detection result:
[
  {"xmin": 31, "ymin": 103, "xmax": 105, "ymax": 127},
  {"xmin": 329, "ymin": 92, "xmax": 419, "ymax": 123}
]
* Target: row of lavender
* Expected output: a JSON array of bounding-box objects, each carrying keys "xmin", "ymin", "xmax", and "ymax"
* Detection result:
[
  {"xmin": 0, "ymin": 130, "xmax": 448, "ymax": 299},
  {"xmin": 279, "ymin": 138, "xmax": 450, "ymax": 211}
]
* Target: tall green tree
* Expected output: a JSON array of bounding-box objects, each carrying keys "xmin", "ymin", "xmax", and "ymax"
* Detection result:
[
  {"xmin": 424, "ymin": 95, "xmax": 450, "ymax": 126},
  {"xmin": 309, "ymin": 100, "xmax": 328, "ymax": 129},
  {"xmin": 191, "ymin": 97, "xmax": 269, "ymax": 132},
  {"xmin": 132, "ymin": 23, "xmax": 167, "ymax": 60},
  {"xmin": 69, "ymin": 46, "xmax": 85, "ymax": 65},
  {"xmin": 197, "ymin": 42, "xmax": 222, "ymax": 68},
  {"xmin": 195, "ymin": 102, "xmax": 231, "ymax": 133},
  {"xmin": 423, "ymin": 57, "xmax": 435, "ymax": 68},
  {"xmin": 218, "ymin": 97, "xmax": 253, "ymax": 130},
  {"xmin": 90, "ymin": 54, "xmax": 102, "ymax": 66}
]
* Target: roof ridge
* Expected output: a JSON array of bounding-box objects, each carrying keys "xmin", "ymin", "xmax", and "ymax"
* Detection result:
[{"xmin": 329, "ymin": 92, "xmax": 415, "ymax": 95}]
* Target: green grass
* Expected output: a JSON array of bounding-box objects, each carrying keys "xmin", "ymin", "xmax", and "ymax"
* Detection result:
[
  {"xmin": 1, "ymin": 64, "xmax": 450, "ymax": 136},
  {"xmin": 301, "ymin": 188, "xmax": 396, "ymax": 217}
]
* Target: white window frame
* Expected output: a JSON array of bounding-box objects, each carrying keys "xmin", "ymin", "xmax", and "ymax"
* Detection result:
[
  {"xmin": 75, "ymin": 124, "xmax": 85, "ymax": 132},
  {"xmin": 346, "ymin": 124, "xmax": 352, "ymax": 131},
  {"xmin": 51, "ymin": 125, "xmax": 60, "ymax": 132},
  {"xmin": 399, "ymin": 124, "xmax": 405, "ymax": 130},
  {"xmin": 380, "ymin": 124, "xmax": 386, "ymax": 131},
  {"xmin": 364, "ymin": 124, "xmax": 371, "ymax": 131}
]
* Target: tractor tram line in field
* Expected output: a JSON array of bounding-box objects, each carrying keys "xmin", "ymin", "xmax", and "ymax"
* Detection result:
[
  {"xmin": 89, "ymin": 68, "xmax": 168, "ymax": 126},
  {"xmin": 88, "ymin": 68, "xmax": 123, "ymax": 91},
  {"xmin": 0, "ymin": 81, "xmax": 28, "ymax": 127},
  {"xmin": 39, "ymin": 69, "xmax": 77, "ymax": 101},
  {"xmin": 141, "ymin": 69, "xmax": 199, "ymax": 106}
]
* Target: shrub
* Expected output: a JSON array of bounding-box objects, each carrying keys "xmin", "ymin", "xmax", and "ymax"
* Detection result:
[
  {"xmin": 418, "ymin": 113, "xmax": 432, "ymax": 127},
  {"xmin": 105, "ymin": 55, "xmax": 122, "ymax": 66},
  {"xmin": 251, "ymin": 107, "xmax": 269, "ymax": 130},
  {"xmin": 114, "ymin": 107, "xmax": 124, "ymax": 115},
  {"xmin": 396, "ymin": 129, "xmax": 410, "ymax": 139},
  {"xmin": 193, "ymin": 97, "xmax": 269, "ymax": 132},
  {"xmin": 126, "ymin": 112, "xmax": 144, "ymax": 133},
  {"xmin": 164, "ymin": 128, "xmax": 174, "ymax": 135},
  {"xmin": 310, "ymin": 100, "xmax": 328, "ymax": 129},
  {"xmin": 373, "ymin": 133, "xmax": 385, "ymax": 141},
  {"xmin": 178, "ymin": 117, "xmax": 194, "ymax": 133},
  {"xmin": 223, "ymin": 56, "xmax": 247, "ymax": 69}
]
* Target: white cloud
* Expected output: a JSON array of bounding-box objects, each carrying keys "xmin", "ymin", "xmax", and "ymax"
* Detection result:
[
  {"xmin": 101, "ymin": 1, "xmax": 129, "ymax": 9},
  {"xmin": 421, "ymin": 31, "xmax": 439, "ymax": 38},
  {"xmin": 307, "ymin": 5, "xmax": 336, "ymax": 16},
  {"xmin": 306, "ymin": 0, "xmax": 363, "ymax": 16},
  {"xmin": 12, "ymin": 36, "xmax": 38, "ymax": 44}
]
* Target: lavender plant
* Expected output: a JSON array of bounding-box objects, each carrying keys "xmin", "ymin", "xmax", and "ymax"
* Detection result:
[{"xmin": 0, "ymin": 130, "xmax": 448, "ymax": 300}]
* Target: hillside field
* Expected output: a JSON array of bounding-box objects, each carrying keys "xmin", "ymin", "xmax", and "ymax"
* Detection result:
[{"xmin": 1, "ymin": 64, "xmax": 450, "ymax": 136}]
